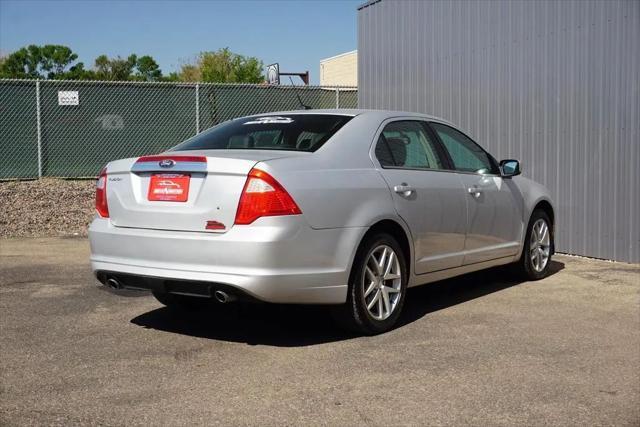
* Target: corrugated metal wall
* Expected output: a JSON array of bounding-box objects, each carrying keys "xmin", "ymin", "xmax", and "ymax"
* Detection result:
[{"xmin": 358, "ymin": 0, "xmax": 639, "ymax": 263}]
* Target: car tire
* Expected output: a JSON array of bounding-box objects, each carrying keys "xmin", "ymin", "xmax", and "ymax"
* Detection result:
[
  {"xmin": 515, "ymin": 209, "xmax": 554, "ymax": 281},
  {"xmin": 332, "ymin": 233, "xmax": 408, "ymax": 335}
]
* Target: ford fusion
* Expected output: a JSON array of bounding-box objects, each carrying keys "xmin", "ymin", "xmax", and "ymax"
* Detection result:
[{"xmin": 89, "ymin": 110, "xmax": 554, "ymax": 334}]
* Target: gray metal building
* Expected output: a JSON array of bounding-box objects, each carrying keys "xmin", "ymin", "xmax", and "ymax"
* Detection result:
[{"xmin": 357, "ymin": 0, "xmax": 639, "ymax": 263}]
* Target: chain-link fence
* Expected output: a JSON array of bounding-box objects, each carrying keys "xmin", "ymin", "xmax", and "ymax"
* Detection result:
[{"xmin": 0, "ymin": 79, "xmax": 358, "ymax": 179}]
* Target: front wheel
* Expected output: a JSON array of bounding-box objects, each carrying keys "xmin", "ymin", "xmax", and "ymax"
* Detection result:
[
  {"xmin": 515, "ymin": 209, "xmax": 553, "ymax": 280},
  {"xmin": 332, "ymin": 233, "xmax": 408, "ymax": 335}
]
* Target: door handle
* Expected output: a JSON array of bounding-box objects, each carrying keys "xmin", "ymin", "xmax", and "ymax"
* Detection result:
[
  {"xmin": 467, "ymin": 187, "xmax": 482, "ymax": 198},
  {"xmin": 394, "ymin": 184, "xmax": 414, "ymax": 197}
]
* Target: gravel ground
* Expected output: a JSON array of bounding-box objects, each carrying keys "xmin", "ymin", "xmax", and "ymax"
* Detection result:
[{"xmin": 0, "ymin": 179, "xmax": 95, "ymax": 238}]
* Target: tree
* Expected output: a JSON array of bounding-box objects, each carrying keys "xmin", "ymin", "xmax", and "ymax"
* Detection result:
[
  {"xmin": 39, "ymin": 45, "xmax": 79, "ymax": 78},
  {"xmin": 0, "ymin": 55, "xmax": 7, "ymax": 78},
  {"xmin": 94, "ymin": 54, "xmax": 138, "ymax": 80},
  {"xmin": 0, "ymin": 45, "xmax": 86, "ymax": 79},
  {"xmin": 0, "ymin": 45, "xmax": 43, "ymax": 78},
  {"xmin": 59, "ymin": 63, "xmax": 96, "ymax": 80},
  {"xmin": 177, "ymin": 62, "xmax": 201, "ymax": 82},
  {"xmin": 0, "ymin": 45, "xmax": 264, "ymax": 83},
  {"xmin": 93, "ymin": 53, "xmax": 163, "ymax": 81},
  {"xmin": 178, "ymin": 48, "xmax": 264, "ymax": 83},
  {"xmin": 134, "ymin": 55, "xmax": 162, "ymax": 81},
  {"xmin": 161, "ymin": 71, "xmax": 181, "ymax": 82}
]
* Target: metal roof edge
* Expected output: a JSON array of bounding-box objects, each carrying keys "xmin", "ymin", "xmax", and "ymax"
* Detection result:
[
  {"xmin": 320, "ymin": 50, "xmax": 358, "ymax": 64},
  {"xmin": 358, "ymin": 0, "xmax": 382, "ymax": 11}
]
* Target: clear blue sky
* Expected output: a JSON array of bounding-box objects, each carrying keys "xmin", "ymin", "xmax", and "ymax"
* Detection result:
[{"xmin": 0, "ymin": 0, "xmax": 360, "ymax": 84}]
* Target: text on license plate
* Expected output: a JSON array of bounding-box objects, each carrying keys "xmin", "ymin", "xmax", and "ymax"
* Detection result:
[{"xmin": 148, "ymin": 174, "xmax": 190, "ymax": 202}]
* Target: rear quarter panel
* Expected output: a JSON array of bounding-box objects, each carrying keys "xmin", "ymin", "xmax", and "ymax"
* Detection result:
[
  {"xmin": 255, "ymin": 113, "xmax": 400, "ymax": 230},
  {"xmin": 257, "ymin": 158, "xmax": 398, "ymax": 230}
]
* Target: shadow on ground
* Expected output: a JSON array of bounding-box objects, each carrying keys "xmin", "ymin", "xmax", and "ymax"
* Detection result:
[{"xmin": 130, "ymin": 261, "xmax": 564, "ymax": 347}]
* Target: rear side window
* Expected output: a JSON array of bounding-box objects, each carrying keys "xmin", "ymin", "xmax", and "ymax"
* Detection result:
[
  {"xmin": 375, "ymin": 121, "xmax": 445, "ymax": 170},
  {"xmin": 172, "ymin": 114, "xmax": 353, "ymax": 152}
]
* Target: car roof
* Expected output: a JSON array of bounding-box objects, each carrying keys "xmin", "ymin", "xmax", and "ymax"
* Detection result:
[{"xmin": 242, "ymin": 109, "xmax": 455, "ymax": 126}]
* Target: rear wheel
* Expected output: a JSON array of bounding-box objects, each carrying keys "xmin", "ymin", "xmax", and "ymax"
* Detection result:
[
  {"xmin": 515, "ymin": 209, "xmax": 553, "ymax": 280},
  {"xmin": 333, "ymin": 233, "xmax": 407, "ymax": 335}
]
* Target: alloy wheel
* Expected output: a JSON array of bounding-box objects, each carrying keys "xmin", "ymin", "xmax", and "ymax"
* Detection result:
[
  {"xmin": 530, "ymin": 218, "xmax": 551, "ymax": 272},
  {"xmin": 362, "ymin": 245, "xmax": 402, "ymax": 321}
]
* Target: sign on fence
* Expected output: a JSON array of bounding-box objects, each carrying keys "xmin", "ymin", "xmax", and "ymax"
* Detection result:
[{"xmin": 57, "ymin": 91, "xmax": 79, "ymax": 106}]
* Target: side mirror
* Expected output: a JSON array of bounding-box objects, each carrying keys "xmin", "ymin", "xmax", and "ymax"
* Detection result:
[{"xmin": 500, "ymin": 159, "xmax": 521, "ymax": 177}]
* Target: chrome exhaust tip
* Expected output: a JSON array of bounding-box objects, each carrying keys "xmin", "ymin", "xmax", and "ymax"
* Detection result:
[
  {"xmin": 214, "ymin": 290, "xmax": 235, "ymax": 303},
  {"xmin": 106, "ymin": 277, "xmax": 122, "ymax": 289}
]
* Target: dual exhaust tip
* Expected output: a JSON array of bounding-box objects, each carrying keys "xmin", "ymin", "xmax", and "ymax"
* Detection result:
[
  {"xmin": 214, "ymin": 290, "xmax": 235, "ymax": 304},
  {"xmin": 106, "ymin": 277, "xmax": 122, "ymax": 290},
  {"xmin": 105, "ymin": 276, "xmax": 235, "ymax": 304}
]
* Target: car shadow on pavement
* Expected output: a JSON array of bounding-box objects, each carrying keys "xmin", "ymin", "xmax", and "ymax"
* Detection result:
[
  {"xmin": 130, "ymin": 260, "xmax": 564, "ymax": 347},
  {"xmin": 398, "ymin": 260, "xmax": 564, "ymax": 328}
]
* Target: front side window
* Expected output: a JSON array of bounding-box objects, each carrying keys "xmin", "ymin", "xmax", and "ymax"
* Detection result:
[
  {"xmin": 429, "ymin": 123, "xmax": 498, "ymax": 174},
  {"xmin": 172, "ymin": 114, "xmax": 353, "ymax": 152},
  {"xmin": 374, "ymin": 121, "xmax": 445, "ymax": 170}
]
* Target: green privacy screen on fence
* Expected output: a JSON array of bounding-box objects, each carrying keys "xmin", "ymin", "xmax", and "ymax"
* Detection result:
[
  {"xmin": 0, "ymin": 79, "xmax": 357, "ymax": 179},
  {"xmin": 0, "ymin": 81, "xmax": 39, "ymax": 179}
]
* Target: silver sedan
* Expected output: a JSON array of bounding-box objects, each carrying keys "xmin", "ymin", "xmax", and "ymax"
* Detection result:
[{"xmin": 89, "ymin": 110, "xmax": 555, "ymax": 334}]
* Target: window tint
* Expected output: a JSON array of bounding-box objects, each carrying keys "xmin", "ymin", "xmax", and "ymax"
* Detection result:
[
  {"xmin": 228, "ymin": 130, "xmax": 282, "ymax": 149},
  {"xmin": 430, "ymin": 123, "xmax": 498, "ymax": 174},
  {"xmin": 375, "ymin": 121, "xmax": 444, "ymax": 170},
  {"xmin": 172, "ymin": 114, "xmax": 352, "ymax": 152}
]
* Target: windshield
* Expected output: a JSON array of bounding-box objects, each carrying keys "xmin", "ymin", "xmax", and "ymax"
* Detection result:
[{"xmin": 171, "ymin": 114, "xmax": 353, "ymax": 152}]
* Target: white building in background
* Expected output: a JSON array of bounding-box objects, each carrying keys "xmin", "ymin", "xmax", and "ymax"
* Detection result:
[{"xmin": 319, "ymin": 50, "xmax": 357, "ymax": 87}]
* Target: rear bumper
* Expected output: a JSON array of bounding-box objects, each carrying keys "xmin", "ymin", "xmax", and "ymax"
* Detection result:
[
  {"xmin": 89, "ymin": 216, "xmax": 364, "ymax": 304},
  {"xmin": 95, "ymin": 271, "xmax": 260, "ymax": 302}
]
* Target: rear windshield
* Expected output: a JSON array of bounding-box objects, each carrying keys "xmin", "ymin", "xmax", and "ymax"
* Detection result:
[{"xmin": 172, "ymin": 114, "xmax": 353, "ymax": 152}]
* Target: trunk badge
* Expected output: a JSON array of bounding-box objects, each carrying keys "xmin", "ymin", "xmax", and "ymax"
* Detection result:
[{"xmin": 159, "ymin": 159, "xmax": 175, "ymax": 168}]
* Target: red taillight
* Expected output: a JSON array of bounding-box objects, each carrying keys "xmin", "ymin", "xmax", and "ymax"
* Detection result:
[
  {"xmin": 234, "ymin": 168, "xmax": 302, "ymax": 225},
  {"xmin": 95, "ymin": 166, "xmax": 109, "ymax": 218}
]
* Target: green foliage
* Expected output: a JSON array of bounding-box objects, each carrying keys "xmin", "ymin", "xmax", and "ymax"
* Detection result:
[
  {"xmin": 161, "ymin": 72, "xmax": 181, "ymax": 82},
  {"xmin": 94, "ymin": 54, "xmax": 138, "ymax": 80},
  {"xmin": 0, "ymin": 45, "xmax": 39, "ymax": 78},
  {"xmin": 134, "ymin": 55, "xmax": 162, "ymax": 81},
  {"xmin": 92, "ymin": 54, "xmax": 163, "ymax": 81},
  {"xmin": 180, "ymin": 48, "xmax": 264, "ymax": 83},
  {"xmin": 0, "ymin": 44, "xmax": 91, "ymax": 79},
  {"xmin": 1, "ymin": 45, "xmax": 265, "ymax": 83},
  {"xmin": 39, "ymin": 45, "xmax": 79, "ymax": 78},
  {"xmin": 59, "ymin": 63, "xmax": 96, "ymax": 80},
  {"xmin": 177, "ymin": 63, "xmax": 201, "ymax": 82}
]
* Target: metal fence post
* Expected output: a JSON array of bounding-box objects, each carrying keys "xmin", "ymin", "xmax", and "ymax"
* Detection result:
[
  {"xmin": 195, "ymin": 83, "xmax": 200, "ymax": 134},
  {"xmin": 335, "ymin": 88, "xmax": 340, "ymax": 109},
  {"xmin": 35, "ymin": 80, "xmax": 42, "ymax": 178}
]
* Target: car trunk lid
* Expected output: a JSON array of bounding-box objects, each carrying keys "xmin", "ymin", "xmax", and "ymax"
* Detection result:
[{"xmin": 106, "ymin": 150, "xmax": 307, "ymax": 233}]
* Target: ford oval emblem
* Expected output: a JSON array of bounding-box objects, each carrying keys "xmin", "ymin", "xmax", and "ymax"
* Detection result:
[{"xmin": 159, "ymin": 159, "xmax": 175, "ymax": 168}]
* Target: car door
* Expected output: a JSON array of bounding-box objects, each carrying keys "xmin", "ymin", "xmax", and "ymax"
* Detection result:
[
  {"xmin": 429, "ymin": 122, "xmax": 523, "ymax": 265},
  {"xmin": 372, "ymin": 119, "xmax": 467, "ymax": 274}
]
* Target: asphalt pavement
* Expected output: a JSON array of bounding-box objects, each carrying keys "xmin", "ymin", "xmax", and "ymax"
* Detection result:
[{"xmin": 1, "ymin": 238, "xmax": 638, "ymax": 426}]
